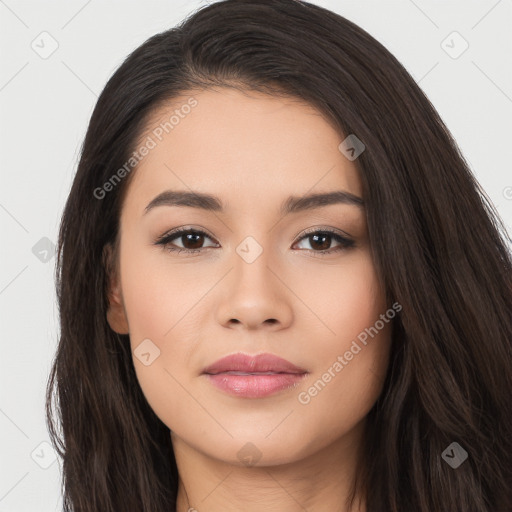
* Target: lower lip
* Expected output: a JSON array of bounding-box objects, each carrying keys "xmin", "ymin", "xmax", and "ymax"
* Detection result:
[{"xmin": 204, "ymin": 372, "xmax": 307, "ymax": 398}]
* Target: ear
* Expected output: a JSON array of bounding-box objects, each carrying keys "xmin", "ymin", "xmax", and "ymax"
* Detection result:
[{"xmin": 103, "ymin": 243, "xmax": 130, "ymax": 335}]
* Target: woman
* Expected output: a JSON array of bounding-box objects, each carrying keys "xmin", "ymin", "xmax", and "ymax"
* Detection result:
[{"xmin": 46, "ymin": 0, "xmax": 512, "ymax": 510}]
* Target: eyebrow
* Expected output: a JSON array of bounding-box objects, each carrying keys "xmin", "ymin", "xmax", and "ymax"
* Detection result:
[{"xmin": 144, "ymin": 189, "xmax": 364, "ymax": 216}]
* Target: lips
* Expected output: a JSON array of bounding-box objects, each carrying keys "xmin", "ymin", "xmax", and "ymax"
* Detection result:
[
  {"xmin": 202, "ymin": 353, "xmax": 308, "ymax": 398},
  {"xmin": 202, "ymin": 352, "xmax": 307, "ymax": 375}
]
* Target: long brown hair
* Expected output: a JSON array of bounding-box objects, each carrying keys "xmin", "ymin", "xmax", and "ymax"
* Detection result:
[{"xmin": 46, "ymin": 1, "xmax": 512, "ymax": 510}]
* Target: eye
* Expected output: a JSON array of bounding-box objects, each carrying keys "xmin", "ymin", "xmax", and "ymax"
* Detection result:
[
  {"xmin": 292, "ymin": 228, "xmax": 355, "ymax": 256},
  {"xmin": 155, "ymin": 227, "xmax": 219, "ymax": 254},
  {"xmin": 154, "ymin": 226, "xmax": 355, "ymax": 255}
]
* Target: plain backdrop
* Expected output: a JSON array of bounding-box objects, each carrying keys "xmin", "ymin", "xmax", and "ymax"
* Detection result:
[{"xmin": 1, "ymin": 1, "xmax": 511, "ymax": 510}]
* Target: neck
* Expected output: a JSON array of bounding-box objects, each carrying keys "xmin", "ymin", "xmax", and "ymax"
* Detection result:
[{"xmin": 172, "ymin": 421, "xmax": 367, "ymax": 512}]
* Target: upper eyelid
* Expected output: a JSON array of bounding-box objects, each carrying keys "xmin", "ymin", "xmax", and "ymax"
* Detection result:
[
  {"xmin": 158, "ymin": 226, "xmax": 217, "ymax": 244},
  {"xmin": 158, "ymin": 226, "xmax": 353, "ymax": 244}
]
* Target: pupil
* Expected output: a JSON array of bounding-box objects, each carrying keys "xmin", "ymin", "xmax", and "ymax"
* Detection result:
[
  {"xmin": 179, "ymin": 232, "xmax": 332, "ymax": 251},
  {"xmin": 184, "ymin": 233, "xmax": 203, "ymax": 249},
  {"xmin": 311, "ymin": 233, "xmax": 330, "ymax": 251}
]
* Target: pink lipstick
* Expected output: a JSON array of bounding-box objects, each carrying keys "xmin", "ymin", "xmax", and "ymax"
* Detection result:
[{"xmin": 202, "ymin": 352, "xmax": 308, "ymax": 398}]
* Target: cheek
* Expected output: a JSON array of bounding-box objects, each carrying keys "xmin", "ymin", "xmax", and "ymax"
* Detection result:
[
  {"xmin": 123, "ymin": 249, "xmax": 385, "ymax": 368},
  {"xmin": 120, "ymin": 240, "xmax": 205, "ymax": 343},
  {"xmin": 290, "ymin": 249, "xmax": 387, "ymax": 341},
  {"xmin": 120, "ymin": 270, "xmax": 200, "ymax": 430},
  {"xmin": 119, "ymin": 237, "xmax": 392, "ymax": 463},
  {"xmin": 117, "ymin": 244, "xmax": 201, "ymax": 420},
  {"xmin": 291, "ymin": 254, "xmax": 391, "ymax": 443},
  {"xmin": 299, "ymin": 322, "xmax": 392, "ymax": 416}
]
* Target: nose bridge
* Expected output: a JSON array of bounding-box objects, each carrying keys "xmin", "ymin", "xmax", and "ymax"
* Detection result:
[
  {"xmin": 214, "ymin": 229, "xmax": 293, "ymax": 329},
  {"xmin": 231, "ymin": 232, "xmax": 276, "ymax": 295},
  {"xmin": 235, "ymin": 233, "xmax": 267, "ymax": 267},
  {"xmin": 229, "ymin": 207, "xmax": 276, "ymax": 275}
]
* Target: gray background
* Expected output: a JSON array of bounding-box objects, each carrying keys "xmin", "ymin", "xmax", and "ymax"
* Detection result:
[{"xmin": 1, "ymin": 0, "xmax": 511, "ymax": 510}]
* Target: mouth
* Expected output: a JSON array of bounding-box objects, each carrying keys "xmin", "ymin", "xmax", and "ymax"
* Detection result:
[
  {"xmin": 204, "ymin": 372, "xmax": 307, "ymax": 398},
  {"xmin": 202, "ymin": 353, "xmax": 308, "ymax": 398},
  {"xmin": 210, "ymin": 371, "xmax": 293, "ymax": 375},
  {"xmin": 202, "ymin": 352, "xmax": 307, "ymax": 374}
]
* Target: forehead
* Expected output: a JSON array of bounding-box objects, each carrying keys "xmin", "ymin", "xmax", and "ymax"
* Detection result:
[{"xmin": 123, "ymin": 87, "xmax": 363, "ymax": 217}]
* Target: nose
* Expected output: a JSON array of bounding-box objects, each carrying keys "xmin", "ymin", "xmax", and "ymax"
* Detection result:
[{"xmin": 214, "ymin": 245, "xmax": 293, "ymax": 331}]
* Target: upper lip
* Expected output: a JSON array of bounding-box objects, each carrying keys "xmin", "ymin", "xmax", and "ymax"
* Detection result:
[{"xmin": 202, "ymin": 352, "xmax": 307, "ymax": 375}]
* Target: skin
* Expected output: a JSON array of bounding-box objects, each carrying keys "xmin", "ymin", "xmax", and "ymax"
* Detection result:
[{"xmin": 106, "ymin": 87, "xmax": 393, "ymax": 512}]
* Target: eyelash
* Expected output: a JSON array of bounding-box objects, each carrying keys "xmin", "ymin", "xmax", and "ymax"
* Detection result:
[{"xmin": 154, "ymin": 226, "xmax": 356, "ymax": 257}]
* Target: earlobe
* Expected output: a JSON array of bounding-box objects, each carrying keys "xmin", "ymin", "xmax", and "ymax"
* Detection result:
[
  {"xmin": 106, "ymin": 305, "xmax": 130, "ymax": 335},
  {"xmin": 103, "ymin": 244, "xmax": 130, "ymax": 335}
]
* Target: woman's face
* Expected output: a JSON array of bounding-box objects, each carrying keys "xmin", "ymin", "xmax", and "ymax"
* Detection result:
[{"xmin": 107, "ymin": 87, "xmax": 392, "ymax": 466}]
